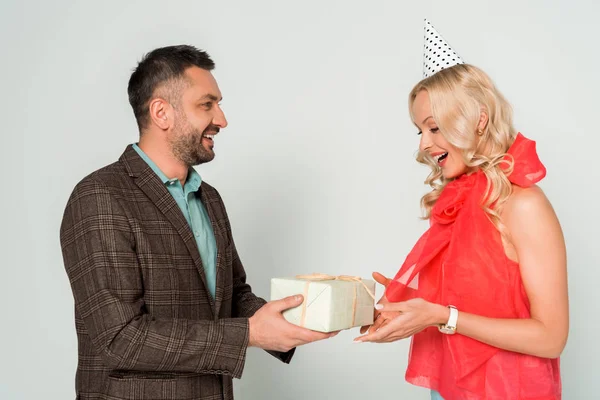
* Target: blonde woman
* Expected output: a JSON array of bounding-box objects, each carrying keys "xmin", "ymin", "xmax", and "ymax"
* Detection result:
[{"xmin": 354, "ymin": 64, "xmax": 567, "ymax": 400}]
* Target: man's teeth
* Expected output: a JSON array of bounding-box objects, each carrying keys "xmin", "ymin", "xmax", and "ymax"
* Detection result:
[
  {"xmin": 434, "ymin": 152, "xmax": 448, "ymax": 162},
  {"xmin": 203, "ymin": 134, "xmax": 214, "ymax": 140}
]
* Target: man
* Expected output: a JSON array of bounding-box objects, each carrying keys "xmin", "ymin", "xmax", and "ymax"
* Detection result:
[{"xmin": 60, "ymin": 45, "xmax": 334, "ymax": 400}]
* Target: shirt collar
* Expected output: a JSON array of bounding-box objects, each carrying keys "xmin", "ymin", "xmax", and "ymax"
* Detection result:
[{"xmin": 132, "ymin": 143, "xmax": 203, "ymax": 191}]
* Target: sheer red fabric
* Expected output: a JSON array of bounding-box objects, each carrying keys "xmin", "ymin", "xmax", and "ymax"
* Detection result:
[{"xmin": 385, "ymin": 133, "xmax": 561, "ymax": 399}]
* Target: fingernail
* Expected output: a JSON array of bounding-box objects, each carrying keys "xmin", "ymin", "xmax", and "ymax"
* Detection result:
[
  {"xmin": 375, "ymin": 304, "xmax": 383, "ymax": 310},
  {"xmin": 294, "ymin": 295, "xmax": 301, "ymax": 302},
  {"xmin": 353, "ymin": 339, "xmax": 362, "ymax": 343}
]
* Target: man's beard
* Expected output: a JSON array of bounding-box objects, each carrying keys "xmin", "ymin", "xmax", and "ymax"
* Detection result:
[{"xmin": 169, "ymin": 119, "xmax": 219, "ymax": 167}]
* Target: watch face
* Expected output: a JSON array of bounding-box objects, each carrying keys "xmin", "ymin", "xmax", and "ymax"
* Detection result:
[{"xmin": 438, "ymin": 326, "xmax": 456, "ymax": 335}]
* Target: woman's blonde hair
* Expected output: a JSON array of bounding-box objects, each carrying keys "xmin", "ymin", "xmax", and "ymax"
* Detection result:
[{"xmin": 409, "ymin": 64, "xmax": 517, "ymax": 231}]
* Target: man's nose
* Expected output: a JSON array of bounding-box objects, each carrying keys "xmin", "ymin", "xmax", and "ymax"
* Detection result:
[{"xmin": 213, "ymin": 106, "xmax": 228, "ymax": 128}]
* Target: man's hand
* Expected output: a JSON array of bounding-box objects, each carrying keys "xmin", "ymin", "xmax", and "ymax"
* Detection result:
[{"xmin": 248, "ymin": 295, "xmax": 338, "ymax": 352}]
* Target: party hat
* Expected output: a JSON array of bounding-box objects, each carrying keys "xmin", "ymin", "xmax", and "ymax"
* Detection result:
[{"xmin": 423, "ymin": 19, "xmax": 464, "ymax": 78}]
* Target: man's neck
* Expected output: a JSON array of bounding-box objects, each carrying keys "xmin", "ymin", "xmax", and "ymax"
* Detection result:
[{"xmin": 138, "ymin": 134, "xmax": 188, "ymax": 186}]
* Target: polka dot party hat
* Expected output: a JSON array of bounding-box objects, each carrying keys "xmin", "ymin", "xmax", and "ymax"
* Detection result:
[{"xmin": 423, "ymin": 19, "xmax": 464, "ymax": 78}]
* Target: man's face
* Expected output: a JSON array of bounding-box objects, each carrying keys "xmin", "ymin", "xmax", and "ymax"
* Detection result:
[{"xmin": 168, "ymin": 67, "xmax": 228, "ymax": 166}]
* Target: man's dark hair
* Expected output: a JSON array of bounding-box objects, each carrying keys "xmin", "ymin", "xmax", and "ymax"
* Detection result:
[{"xmin": 127, "ymin": 45, "xmax": 215, "ymax": 130}]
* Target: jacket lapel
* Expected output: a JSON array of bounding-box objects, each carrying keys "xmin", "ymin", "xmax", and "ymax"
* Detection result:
[
  {"xmin": 200, "ymin": 184, "xmax": 227, "ymax": 317},
  {"xmin": 119, "ymin": 145, "xmax": 215, "ymax": 314}
]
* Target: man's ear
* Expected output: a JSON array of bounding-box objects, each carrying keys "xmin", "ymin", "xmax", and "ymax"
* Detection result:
[{"xmin": 148, "ymin": 98, "xmax": 172, "ymax": 130}]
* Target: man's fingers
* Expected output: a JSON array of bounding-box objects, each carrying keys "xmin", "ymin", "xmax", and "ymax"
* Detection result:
[
  {"xmin": 287, "ymin": 324, "xmax": 337, "ymax": 344},
  {"xmin": 372, "ymin": 272, "xmax": 392, "ymax": 287},
  {"xmin": 299, "ymin": 329, "xmax": 335, "ymax": 343},
  {"xmin": 271, "ymin": 295, "xmax": 304, "ymax": 312}
]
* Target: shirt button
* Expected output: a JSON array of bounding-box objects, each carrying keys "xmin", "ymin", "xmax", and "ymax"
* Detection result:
[{"xmin": 194, "ymin": 231, "xmax": 200, "ymax": 237}]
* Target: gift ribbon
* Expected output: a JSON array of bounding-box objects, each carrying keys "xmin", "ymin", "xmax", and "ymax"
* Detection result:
[{"xmin": 294, "ymin": 274, "xmax": 376, "ymax": 328}]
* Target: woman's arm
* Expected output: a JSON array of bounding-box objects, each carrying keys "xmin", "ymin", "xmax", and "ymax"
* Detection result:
[{"xmin": 355, "ymin": 186, "xmax": 569, "ymax": 359}]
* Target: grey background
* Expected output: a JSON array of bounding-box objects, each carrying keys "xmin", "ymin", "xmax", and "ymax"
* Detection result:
[{"xmin": 1, "ymin": 0, "xmax": 598, "ymax": 398}]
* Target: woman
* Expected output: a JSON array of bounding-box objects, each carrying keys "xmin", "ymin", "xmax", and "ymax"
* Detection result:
[{"xmin": 354, "ymin": 64, "xmax": 568, "ymax": 400}]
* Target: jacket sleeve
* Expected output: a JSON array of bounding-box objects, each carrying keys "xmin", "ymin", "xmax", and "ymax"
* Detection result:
[{"xmin": 60, "ymin": 178, "xmax": 251, "ymax": 378}]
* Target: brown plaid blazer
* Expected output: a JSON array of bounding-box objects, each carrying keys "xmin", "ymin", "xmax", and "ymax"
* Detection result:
[{"xmin": 60, "ymin": 145, "xmax": 293, "ymax": 400}]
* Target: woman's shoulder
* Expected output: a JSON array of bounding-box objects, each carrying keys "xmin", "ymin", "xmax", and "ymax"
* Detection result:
[
  {"xmin": 500, "ymin": 185, "xmax": 559, "ymax": 263},
  {"xmin": 503, "ymin": 184, "xmax": 558, "ymax": 237},
  {"xmin": 505, "ymin": 184, "xmax": 551, "ymax": 217}
]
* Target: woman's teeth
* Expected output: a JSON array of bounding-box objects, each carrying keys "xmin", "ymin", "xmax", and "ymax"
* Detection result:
[{"xmin": 434, "ymin": 152, "xmax": 448, "ymax": 163}]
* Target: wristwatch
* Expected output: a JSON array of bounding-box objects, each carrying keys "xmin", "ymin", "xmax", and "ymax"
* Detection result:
[{"xmin": 438, "ymin": 305, "xmax": 458, "ymax": 334}]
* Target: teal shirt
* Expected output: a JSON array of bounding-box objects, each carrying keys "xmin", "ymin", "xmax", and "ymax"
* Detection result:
[{"xmin": 133, "ymin": 144, "xmax": 217, "ymax": 298}]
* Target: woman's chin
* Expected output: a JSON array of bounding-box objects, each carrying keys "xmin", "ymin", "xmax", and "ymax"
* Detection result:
[{"xmin": 442, "ymin": 167, "xmax": 468, "ymax": 180}]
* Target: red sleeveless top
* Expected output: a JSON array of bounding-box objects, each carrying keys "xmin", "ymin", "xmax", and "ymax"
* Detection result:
[{"xmin": 385, "ymin": 133, "xmax": 561, "ymax": 399}]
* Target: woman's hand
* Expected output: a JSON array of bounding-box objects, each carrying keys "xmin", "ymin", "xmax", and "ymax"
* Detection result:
[
  {"xmin": 354, "ymin": 298, "xmax": 447, "ymax": 343},
  {"xmin": 360, "ymin": 272, "xmax": 398, "ymax": 334}
]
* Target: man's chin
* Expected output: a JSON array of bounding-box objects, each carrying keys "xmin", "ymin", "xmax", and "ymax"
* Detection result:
[{"xmin": 191, "ymin": 151, "xmax": 215, "ymax": 166}]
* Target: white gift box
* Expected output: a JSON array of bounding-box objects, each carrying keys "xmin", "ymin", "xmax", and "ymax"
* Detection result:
[{"xmin": 270, "ymin": 274, "xmax": 376, "ymax": 333}]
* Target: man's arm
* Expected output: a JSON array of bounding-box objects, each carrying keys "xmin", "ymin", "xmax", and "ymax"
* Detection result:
[{"xmin": 61, "ymin": 178, "xmax": 250, "ymax": 378}]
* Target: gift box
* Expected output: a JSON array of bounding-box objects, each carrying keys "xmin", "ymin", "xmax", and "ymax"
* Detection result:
[{"xmin": 270, "ymin": 274, "xmax": 376, "ymax": 333}]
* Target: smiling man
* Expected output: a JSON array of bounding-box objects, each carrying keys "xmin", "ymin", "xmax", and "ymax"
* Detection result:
[{"xmin": 60, "ymin": 45, "xmax": 334, "ymax": 400}]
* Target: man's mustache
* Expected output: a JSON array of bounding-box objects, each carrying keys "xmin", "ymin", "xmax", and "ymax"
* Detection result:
[{"xmin": 203, "ymin": 125, "xmax": 220, "ymax": 135}]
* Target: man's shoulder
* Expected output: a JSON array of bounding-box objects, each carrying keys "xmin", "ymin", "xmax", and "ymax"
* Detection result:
[
  {"xmin": 74, "ymin": 158, "xmax": 131, "ymax": 193},
  {"xmin": 61, "ymin": 156, "xmax": 134, "ymax": 234},
  {"xmin": 65, "ymin": 147, "xmax": 141, "ymax": 209}
]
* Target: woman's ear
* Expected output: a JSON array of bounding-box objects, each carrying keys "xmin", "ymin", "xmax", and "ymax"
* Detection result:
[{"xmin": 477, "ymin": 109, "xmax": 489, "ymax": 134}]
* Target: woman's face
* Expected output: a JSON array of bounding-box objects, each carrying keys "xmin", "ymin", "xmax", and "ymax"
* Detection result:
[{"xmin": 412, "ymin": 90, "xmax": 468, "ymax": 179}]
